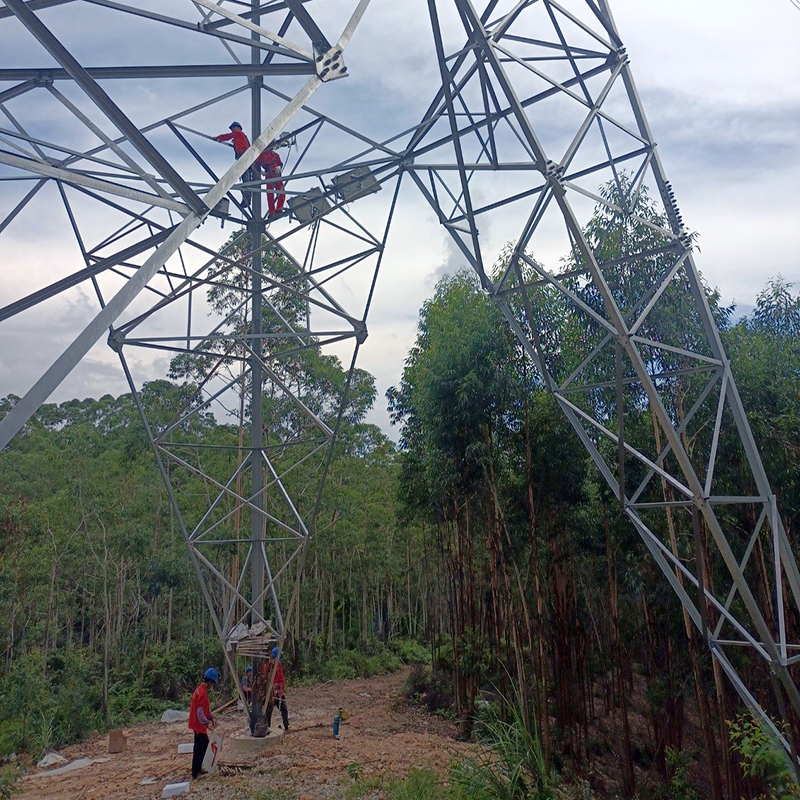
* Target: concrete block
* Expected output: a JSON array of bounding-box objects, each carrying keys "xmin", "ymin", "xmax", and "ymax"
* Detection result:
[
  {"xmin": 220, "ymin": 729, "xmax": 282, "ymax": 765},
  {"xmin": 108, "ymin": 729, "xmax": 127, "ymax": 754},
  {"xmin": 162, "ymin": 781, "xmax": 190, "ymax": 797}
]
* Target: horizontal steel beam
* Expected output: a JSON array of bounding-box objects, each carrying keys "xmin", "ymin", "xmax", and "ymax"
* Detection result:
[
  {"xmin": 0, "ymin": 0, "xmax": 76, "ymax": 20},
  {"xmin": 0, "ymin": 64, "xmax": 315, "ymax": 81},
  {"xmin": 0, "ymin": 150, "xmax": 187, "ymax": 212},
  {"xmin": 4, "ymin": 0, "xmax": 208, "ymax": 215},
  {"xmin": 0, "ymin": 227, "xmax": 176, "ymax": 323}
]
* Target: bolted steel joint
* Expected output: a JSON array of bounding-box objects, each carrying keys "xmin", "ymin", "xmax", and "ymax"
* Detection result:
[
  {"xmin": 107, "ymin": 331, "xmax": 124, "ymax": 353},
  {"xmin": 545, "ymin": 160, "xmax": 564, "ymax": 180},
  {"xmin": 315, "ymin": 47, "xmax": 348, "ymax": 82}
]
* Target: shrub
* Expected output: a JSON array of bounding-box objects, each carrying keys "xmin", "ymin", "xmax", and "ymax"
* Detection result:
[
  {"xmin": 728, "ymin": 715, "xmax": 800, "ymax": 800},
  {"xmin": 450, "ymin": 700, "xmax": 551, "ymax": 800},
  {"xmin": 402, "ymin": 665, "xmax": 454, "ymax": 714},
  {"xmin": 391, "ymin": 638, "xmax": 430, "ymax": 665}
]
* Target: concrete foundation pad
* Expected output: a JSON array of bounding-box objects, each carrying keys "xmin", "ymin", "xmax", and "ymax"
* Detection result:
[{"xmin": 220, "ymin": 729, "xmax": 283, "ymax": 765}]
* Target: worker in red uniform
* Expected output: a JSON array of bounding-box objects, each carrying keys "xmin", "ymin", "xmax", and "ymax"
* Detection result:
[
  {"xmin": 266, "ymin": 646, "xmax": 289, "ymax": 731},
  {"xmin": 188, "ymin": 667, "xmax": 218, "ymax": 779},
  {"xmin": 215, "ymin": 121, "xmax": 253, "ymax": 206},
  {"xmin": 255, "ymin": 147, "xmax": 285, "ymax": 218}
]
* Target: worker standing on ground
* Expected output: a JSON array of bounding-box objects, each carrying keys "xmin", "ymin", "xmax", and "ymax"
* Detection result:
[
  {"xmin": 255, "ymin": 146, "xmax": 285, "ymax": 218},
  {"xmin": 188, "ymin": 667, "xmax": 218, "ymax": 779},
  {"xmin": 241, "ymin": 664, "xmax": 253, "ymax": 707},
  {"xmin": 266, "ymin": 646, "xmax": 290, "ymax": 731},
  {"xmin": 214, "ymin": 121, "xmax": 252, "ymax": 206}
]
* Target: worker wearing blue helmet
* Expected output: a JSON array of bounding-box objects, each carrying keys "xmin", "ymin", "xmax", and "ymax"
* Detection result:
[
  {"xmin": 189, "ymin": 667, "xmax": 218, "ymax": 779},
  {"xmin": 241, "ymin": 664, "xmax": 253, "ymax": 706},
  {"xmin": 214, "ymin": 121, "xmax": 253, "ymax": 206}
]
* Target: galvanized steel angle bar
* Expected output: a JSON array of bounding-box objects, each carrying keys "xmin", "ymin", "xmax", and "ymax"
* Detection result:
[
  {"xmin": 221, "ymin": 545, "xmax": 256, "ymax": 635},
  {"xmin": 117, "ymin": 355, "xmax": 235, "ymax": 671},
  {"xmin": 62, "ymin": 85, "xmax": 249, "ymax": 168},
  {"xmin": 0, "ymin": 150, "xmax": 188, "ymax": 212},
  {"xmin": 556, "ymin": 60, "xmax": 633, "ymax": 173},
  {"xmin": 187, "ymin": 457, "xmax": 254, "ymax": 543},
  {"xmin": 558, "ymin": 363, "xmax": 717, "ymax": 395},
  {"xmin": 162, "ymin": 444, "xmax": 307, "ymax": 539},
  {"xmin": 495, "ymin": 34, "xmax": 607, "ymax": 61},
  {"xmin": 519, "ymin": 250, "xmax": 617, "ymax": 334},
  {"xmin": 628, "ymin": 368, "xmax": 724, "ymax": 505},
  {"xmin": 625, "ymin": 509, "xmax": 776, "ymax": 664},
  {"xmin": 260, "ymin": 450, "xmax": 311, "ymax": 539},
  {"xmin": 155, "ymin": 365, "xmax": 245, "ymax": 443},
  {"xmin": 629, "ymin": 335, "xmax": 722, "ymax": 367},
  {"xmin": 554, "ymin": 190, "xmax": 790, "ymax": 680},
  {"xmin": 542, "ymin": 0, "xmax": 617, "ymax": 52},
  {"xmin": 555, "ymin": 391, "xmax": 694, "ymax": 498},
  {"xmin": 47, "ymin": 84, "xmax": 172, "ymax": 200},
  {"xmin": 0, "ymin": 104, "xmax": 50, "ymax": 160},
  {"xmin": 713, "ymin": 506, "xmax": 768, "ymax": 640},
  {"xmin": 702, "ymin": 367, "xmax": 730, "ymax": 498},
  {"xmin": 0, "ymin": 80, "xmax": 40, "ymax": 105},
  {"xmin": 191, "ymin": 0, "xmax": 313, "ymax": 60},
  {"xmin": 429, "ymin": 0, "xmax": 488, "ymax": 281},
  {"xmin": 247, "ymin": 350, "xmax": 335, "ymax": 439},
  {"xmin": 0, "ymin": 177, "xmax": 46, "ymax": 237},
  {"xmin": 188, "ymin": 546, "xmax": 278, "ymax": 630},
  {"xmin": 712, "ymin": 646, "xmax": 791, "ymax": 751},
  {"xmin": 81, "ymin": 0, "xmax": 300, "ymax": 58},
  {"xmin": 4, "ymin": 0, "xmax": 209, "ymax": 215},
  {"xmin": 489, "ymin": 38, "xmax": 636, "ymax": 149},
  {"xmin": 494, "ymin": 291, "xmax": 558, "ymax": 395},
  {"xmin": 499, "ymin": 185, "xmax": 556, "ymax": 276},
  {"xmin": 627, "ymin": 253, "xmax": 691, "ymax": 337},
  {"xmin": 558, "ymin": 178, "xmax": 676, "ymax": 242}
]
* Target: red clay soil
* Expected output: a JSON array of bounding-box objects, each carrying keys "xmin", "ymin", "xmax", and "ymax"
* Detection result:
[{"xmin": 17, "ymin": 667, "xmax": 480, "ymax": 800}]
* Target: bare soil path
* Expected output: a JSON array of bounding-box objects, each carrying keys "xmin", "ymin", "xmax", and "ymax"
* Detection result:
[{"xmin": 18, "ymin": 667, "xmax": 479, "ymax": 799}]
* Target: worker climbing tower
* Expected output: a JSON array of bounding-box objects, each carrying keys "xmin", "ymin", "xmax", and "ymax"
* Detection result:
[{"xmin": 0, "ymin": 0, "xmax": 798, "ymax": 755}]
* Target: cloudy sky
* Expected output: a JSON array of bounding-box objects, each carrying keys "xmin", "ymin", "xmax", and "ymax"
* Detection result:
[{"xmin": 0, "ymin": 0, "xmax": 798, "ymax": 436}]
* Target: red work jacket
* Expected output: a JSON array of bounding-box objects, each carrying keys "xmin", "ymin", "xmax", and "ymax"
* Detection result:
[
  {"xmin": 256, "ymin": 149, "xmax": 282, "ymax": 178},
  {"xmin": 189, "ymin": 683, "xmax": 211, "ymax": 734},
  {"xmin": 216, "ymin": 129, "xmax": 250, "ymax": 154}
]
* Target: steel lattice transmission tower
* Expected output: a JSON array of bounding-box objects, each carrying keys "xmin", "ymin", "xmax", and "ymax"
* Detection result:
[{"xmin": 1, "ymin": 0, "xmax": 798, "ymax": 751}]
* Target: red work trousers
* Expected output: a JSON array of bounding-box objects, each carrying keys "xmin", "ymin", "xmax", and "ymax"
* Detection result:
[{"xmin": 266, "ymin": 179, "xmax": 285, "ymax": 215}]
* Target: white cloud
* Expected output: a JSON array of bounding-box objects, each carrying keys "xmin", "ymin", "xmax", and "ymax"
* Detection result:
[{"xmin": 1, "ymin": 0, "xmax": 798, "ymax": 435}]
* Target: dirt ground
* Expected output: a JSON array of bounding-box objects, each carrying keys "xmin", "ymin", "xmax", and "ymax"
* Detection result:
[{"xmin": 17, "ymin": 667, "xmax": 480, "ymax": 800}]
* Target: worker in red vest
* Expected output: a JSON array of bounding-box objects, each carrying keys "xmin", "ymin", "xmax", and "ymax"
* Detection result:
[
  {"xmin": 255, "ymin": 147, "xmax": 285, "ymax": 217},
  {"xmin": 188, "ymin": 667, "xmax": 218, "ymax": 779},
  {"xmin": 265, "ymin": 646, "xmax": 289, "ymax": 731},
  {"xmin": 215, "ymin": 122, "xmax": 253, "ymax": 206}
]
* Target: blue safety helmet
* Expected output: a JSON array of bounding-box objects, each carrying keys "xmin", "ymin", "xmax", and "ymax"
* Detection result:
[
  {"xmin": 229, "ymin": 121, "xmax": 242, "ymax": 130},
  {"xmin": 246, "ymin": 664, "xmax": 252, "ymax": 672},
  {"xmin": 203, "ymin": 667, "xmax": 220, "ymax": 684},
  {"xmin": 271, "ymin": 646, "xmax": 281, "ymax": 660}
]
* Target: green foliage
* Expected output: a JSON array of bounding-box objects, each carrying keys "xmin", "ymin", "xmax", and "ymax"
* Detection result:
[
  {"xmin": 0, "ymin": 649, "xmax": 103, "ymax": 757},
  {"xmin": 728, "ymin": 715, "xmax": 800, "ymax": 799},
  {"xmin": 298, "ymin": 640, "xmax": 402, "ymax": 682},
  {"xmin": 388, "ymin": 768, "xmax": 446, "ymax": 800},
  {"xmin": 665, "ymin": 747, "xmax": 699, "ymax": 800},
  {"xmin": 391, "ymin": 638, "xmax": 429, "ymax": 665},
  {"xmin": 346, "ymin": 774, "xmax": 385, "ymax": 799},
  {"xmin": 450, "ymin": 701, "xmax": 551, "ymax": 800},
  {"xmin": 0, "ymin": 762, "xmax": 21, "ymax": 800}
]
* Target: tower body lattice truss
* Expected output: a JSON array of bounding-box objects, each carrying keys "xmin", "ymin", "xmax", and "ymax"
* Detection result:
[{"xmin": 0, "ymin": 0, "xmax": 798, "ymax": 747}]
